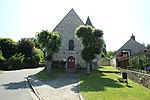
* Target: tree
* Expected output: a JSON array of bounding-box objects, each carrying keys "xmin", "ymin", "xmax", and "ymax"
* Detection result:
[
  {"xmin": 30, "ymin": 37, "xmax": 42, "ymax": 51},
  {"xmin": 146, "ymin": 43, "xmax": 150, "ymax": 51},
  {"xmin": 76, "ymin": 25, "xmax": 105, "ymax": 75},
  {"xmin": 31, "ymin": 48, "xmax": 44, "ymax": 65},
  {"xmin": 0, "ymin": 38, "xmax": 17, "ymax": 60},
  {"xmin": 36, "ymin": 30, "xmax": 61, "ymax": 75},
  {"xmin": 105, "ymin": 51, "xmax": 115, "ymax": 60},
  {"xmin": 8, "ymin": 53, "xmax": 25, "ymax": 69},
  {"xmin": 17, "ymin": 38, "xmax": 35, "ymax": 57}
]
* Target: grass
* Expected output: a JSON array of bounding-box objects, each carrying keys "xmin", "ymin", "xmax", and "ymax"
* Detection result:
[
  {"xmin": 98, "ymin": 66, "xmax": 120, "ymax": 71},
  {"xmin": 79, "ymin": 67, "xmax": 150, "ymax": 100},
  {"xmin": 36, "ymin": 68, "xmax": 62, "ymax": 81}
]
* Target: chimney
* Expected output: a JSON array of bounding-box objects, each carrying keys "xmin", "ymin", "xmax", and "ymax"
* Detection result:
[{"xmin": 131, "ymin": 34, "xmax": 135, "ymax": 41}]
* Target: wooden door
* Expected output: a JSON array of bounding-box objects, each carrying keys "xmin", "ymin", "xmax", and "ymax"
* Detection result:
[{"xmin": 67, "ymin": 56, "xmax": 75, "ymax": 68}]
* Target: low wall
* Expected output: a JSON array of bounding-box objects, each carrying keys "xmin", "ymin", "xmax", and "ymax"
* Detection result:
[
  {"xmin": 98, "ymin": 60, "xmax": 110, "ymax": 66},
  {"xmin": 120, "ymin": 69, "xmax": 150, "ymax": 89},
  {"xmin": 110, "ymin": 58, "xmax": 116, "ymax": 67}
]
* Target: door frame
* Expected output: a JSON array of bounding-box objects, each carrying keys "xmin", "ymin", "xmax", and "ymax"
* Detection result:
[{"xmin": 67, "ymin": 56, "xmax": 75, "ymax": 68}]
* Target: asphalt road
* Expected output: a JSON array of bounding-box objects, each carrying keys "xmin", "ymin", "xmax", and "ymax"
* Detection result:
[{"xmin": 0, "ymin": 68, "xmax": 43, "ymax": 100}]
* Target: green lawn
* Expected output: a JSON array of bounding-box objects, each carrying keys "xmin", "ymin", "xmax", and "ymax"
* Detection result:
[
  {"xmin": 79, "ymin": 68, "xmax": 150, "ymax": 100},
  {"xmin": 98, "ymin": 66, "xmax": 120, "ymax": 72},
  {"xmin": 36, "ymin": 68, "xmax": 62, "ymax": 81}
]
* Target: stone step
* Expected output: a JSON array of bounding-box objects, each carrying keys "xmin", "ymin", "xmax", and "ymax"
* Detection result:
[{"xmin": 65, "ymin": 68, "xmax": 76, "ymax": 73}]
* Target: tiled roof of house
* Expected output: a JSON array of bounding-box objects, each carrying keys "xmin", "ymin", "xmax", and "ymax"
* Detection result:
[{"xmin": 116, "ymin": 35, "xmax": 146, "ymax": 56}]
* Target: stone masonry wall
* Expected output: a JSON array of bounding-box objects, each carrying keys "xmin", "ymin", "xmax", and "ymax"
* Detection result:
[
  {"xmin": 121, "ymin": 69, "xmax": 150, "ymax": 89},
  {"xmin": 53, "ymin": 9, "xmax": 85, "ymax": 68}
]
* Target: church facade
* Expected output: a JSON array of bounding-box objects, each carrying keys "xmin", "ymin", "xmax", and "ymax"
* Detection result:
[{"xmin": 53, "ymin": 9, "xmax": 94, "ymax": 68}]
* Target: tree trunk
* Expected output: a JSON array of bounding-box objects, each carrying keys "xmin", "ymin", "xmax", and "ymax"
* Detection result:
[
  {"xmin": 46, "ymin": 60, "xmax": 52, "ymax": 75},
  {"xmin": 86, "ymin": 61, "xmax": 90, "ymax": 75},
  {"xmin": 45, "ymin": 49, "xmax": 52, "ymax": 75}
]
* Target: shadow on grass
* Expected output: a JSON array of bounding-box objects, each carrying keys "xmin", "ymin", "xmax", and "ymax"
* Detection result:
[
  {"xmin": 125, "ymin": 84, "xmax": 133, "ymax": 88},
  {"xmin": 79, "ymin": 69, "xmax": 124, "ymax": 91}
]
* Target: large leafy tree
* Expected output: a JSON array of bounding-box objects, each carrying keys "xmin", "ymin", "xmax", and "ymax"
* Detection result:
[
  {"xmin": 17, "ymin": 38, "xmax": 35, "ymax": 57},
  {"xmin": 0, "ymin": 38, "xmax": 17, "ymax": 60},
  {"xmin": 30, "ymin": 37, "xmax": 42, "ymax": 51},
  {"xmin": 76, "ymin": 25, "xmax": 105, "ymax": 75},
  {"xmin": 36, "ymin": 30, "xmax": 61, "ymax": 75}
]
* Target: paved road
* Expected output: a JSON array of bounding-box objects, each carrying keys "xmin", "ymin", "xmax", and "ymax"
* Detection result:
[{"xmin": 0, "ymin": 68, "xmax": 43, "ymax": 100}]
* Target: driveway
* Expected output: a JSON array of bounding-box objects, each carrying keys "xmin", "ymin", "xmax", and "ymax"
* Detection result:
[{"xmin": 0, "ymin": 68, "xmax": 43, "ymax": 100}]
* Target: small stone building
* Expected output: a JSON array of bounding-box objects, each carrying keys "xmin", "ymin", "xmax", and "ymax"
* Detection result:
[
  {"xmin": 116, "ymin": 34, "xmax": 146, "ymax": 56},
  {"xmin": 116, "ymin": 34, "xmax": 146, "ymax": 68},
  {"xmin": 53, "ymin": 9, "xmax": 94, "ymax": 69}
]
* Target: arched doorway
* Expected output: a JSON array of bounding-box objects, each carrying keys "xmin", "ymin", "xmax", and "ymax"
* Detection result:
[{"xmin": 67, "ymin": 56, "xmax": 75, "ymax": 68}]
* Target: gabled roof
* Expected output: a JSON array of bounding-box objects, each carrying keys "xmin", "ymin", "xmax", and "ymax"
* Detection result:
[
  {"xmin": 85, "ymin": 16, "xmax": 94, "ymax": 28},
  {"xmin": 116, "ymin": 37, "xmax": 146, "ymax": 56},
  {"xmin": 53, "ymin": 8, "xmax": 84, "ymax": 31}
]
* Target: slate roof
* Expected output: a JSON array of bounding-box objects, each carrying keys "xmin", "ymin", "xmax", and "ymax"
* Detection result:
[
  {"xmin": 85, "ymin": 16, "xmax": 94, "ymax": 28},
  {"xmin": 116, "ymin": 36, "xmax": 146, "ymax": 56},
  {"xmin": 53, "ymin": 8, "xmax": 84, "ymax": 31}
]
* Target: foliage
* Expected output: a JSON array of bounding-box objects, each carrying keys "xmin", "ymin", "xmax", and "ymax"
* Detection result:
[
  {"xmin": 0, "ymin": 38, "xmax": 17, "ymax": 59},
  {"xmin": 17, "ymin": 38, "xmax": 35, "ymax": 57},
  {"xmin": 142, "ymin": 43, "xmax": 150, "ymax": 51},
  {"xmin": 22, "ymin": 48, "xmax": 44, "ymax": 66},
  {"xmin": 76, "ymin": 25, "xmax": 105, "ymax": 74},
  {"xmin": 129, "ymin": 54, "xmax": 148, "ymax": 70},
  {"xmin": 31, "ymin": 48, "xmax": 44, "ymax": 64},
  {"xmin": 0, "ymin": 37, "xmax": 44, "ymax": 70},
  {"xmin": 36, "ymin": 30, "xmax": 61, "ymax": 55},
  {"xmin": 30, "ymin": 37, "xmax": 42, "ymax": 51},
  {"xmin": 36, "ymin": 30, "xmax": 61, "ymax": 75},
  {"xmin": 105, "ymin": 51, "xmax": 115, "ymax": 60},
  {"xmin": 146, "ymin": 43, "xmax": 150, "ymax": 51},
  {"xmin": 8, "ymin": 53, "xmax": 25, "ymax": 69},
  {"xmin": 79, "ymin": 68, "xmax": 150, "ymax": 100},
  {"xmin": 0, "ymin": 50, "xmax": 5, "ymax": 62}
]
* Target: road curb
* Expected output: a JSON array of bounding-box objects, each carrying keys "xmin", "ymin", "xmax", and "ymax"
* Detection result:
[
  {"xmin": 77, "ymin": 74, "xmax": 84, "ymax": 100},
  {"xmin": 27, "ymin": 76, "xmax": 43, "ymax": 100}
]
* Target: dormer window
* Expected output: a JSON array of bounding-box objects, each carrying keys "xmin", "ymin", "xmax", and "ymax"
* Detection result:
[{"xmin": 69, "ymin": 40, "xmax": 74, "ymax": 50}]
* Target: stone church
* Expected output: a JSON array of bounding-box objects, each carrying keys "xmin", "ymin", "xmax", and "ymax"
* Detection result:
[{"xmin": 53, "ymin": 9, "xmax": 95, "ymax": 69}]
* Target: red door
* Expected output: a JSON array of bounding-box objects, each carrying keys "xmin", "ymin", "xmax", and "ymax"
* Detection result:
[{"xmin": 67, "ymin": 56, "xmax": 75, "ymax": 68}]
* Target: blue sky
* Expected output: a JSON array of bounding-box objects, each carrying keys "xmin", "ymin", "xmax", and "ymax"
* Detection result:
[{"xmin": 0, "ymin": 0, "xmax": 150, "ymax": 51}]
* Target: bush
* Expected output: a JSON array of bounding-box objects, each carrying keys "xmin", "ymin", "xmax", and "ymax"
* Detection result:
[
  {"xmin": 0, "ymin": 50, "xmax": 5, "ymax": 62},
  {"xmin": 31, "ymin": 48, "xmax": 44, "ymax": 66},
  {"xmin": 8, "ymin": 53, "xmax": 25, "ymax": 69},
  {"xmin": 0, "ymin": 38, "xmax": 17, "ymax": 60},
  {"xmin": 22, "ymin": 48, "xmax": 44, "ymax": 67}
]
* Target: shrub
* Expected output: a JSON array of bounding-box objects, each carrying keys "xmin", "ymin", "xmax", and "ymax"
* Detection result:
[
  {"xmin": 0, "ymin": 50, "xmax": 5, "ymax": 62},
  {"xmin": 17, "ymin": 38, "xmax": 35, "ymax": 57},
  {"xmin": 31, "ymin": 48, "xmax": 44, "ymax": 65},
  {"xmin": 0, "ymin": 38, "xmax": 17, "ymax": 60},
  {"xmin": 0, "ymin": 50, "xmax": 6, "ymax": 70},
  {"xmin": 8, "ymin": 53, "xmax": 25, "ymax": 69}
]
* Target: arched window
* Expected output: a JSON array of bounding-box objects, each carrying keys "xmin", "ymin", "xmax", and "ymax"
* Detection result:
[{"xmin": 69, "ymin": 40, "xmax": 74, "ymax": 50}]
